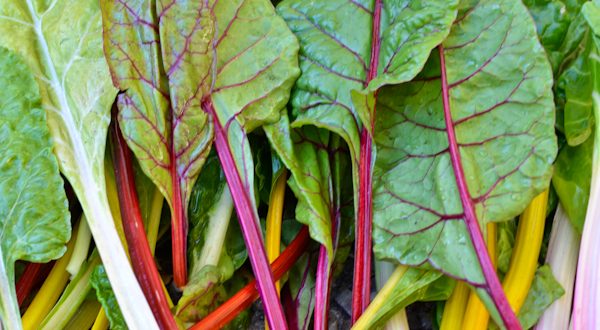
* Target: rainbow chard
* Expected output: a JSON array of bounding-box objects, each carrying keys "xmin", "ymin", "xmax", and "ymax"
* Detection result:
[
  {"xmin": 0, "ymin": 0, "xmax": 157, "ymax": 327},
  {"xmin": 371, "ymin": 0, "xmax": 556, "ymax": 328},
  {"xmin": 276, "ymin": 0, "xmax": 458, "ymax": 323},
  {"xmin": 102, "ymin": 0, "xmax": 299, "ymax": 326}
]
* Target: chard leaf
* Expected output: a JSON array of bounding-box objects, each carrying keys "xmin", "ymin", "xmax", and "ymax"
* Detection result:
[
  {"xmin": 358, "ymin": 268, "xmax": 453, "ymax": 329},
  {"xmin": 552, "ymin": 135, "xmax": 593, "ymax": 232},
  {"xmin": 265, "ymin": 114, "xmax": 334, "ymax": 263},
  {"xmin": 372, "ymin": 0, "xmax": 556, "ymax": 326},
  {"xmin": 0, "ymin": 1, "xmax": 156, "ymax": 326},
  {"xmin": 517, "ymin": 265, "xmax": 565, "ymax": 329},
  {"xmin": 0, "ymin": 47, "xmax": 69, "ymax": 329},
  {"xmin": 90, "ymin": 265, "xmax": 126, "ymax": 330},
  {"xmin": 101, "ymin": 0, "xmax": 214, "ymax": 287}
]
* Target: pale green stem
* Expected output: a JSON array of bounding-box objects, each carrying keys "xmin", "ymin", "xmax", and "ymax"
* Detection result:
[
  {"xmin": 66, "ymin": 215, "xmax": 91, "ymax": 278},
  {"xmin": 197, "ymin": 188, "xmax": 234, "ymax": 268},
  {"xmin": 39, "ymin": 253, "xmax": 101, "ymax": 330}
]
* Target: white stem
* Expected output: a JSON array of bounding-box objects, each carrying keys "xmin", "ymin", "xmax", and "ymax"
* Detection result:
[
  {"xmin": 573, "ymin": 91, "xmax": 600, "ymax": 330},
  {"xmin": 535, "ymin": 205, "xmax": 580, "ymax": 330},
  {"xmin": 0, "ymin": 249, "xmax": 20, "ymax": 330},
  {"xmin": 66, "ymin": 215, "xmax": 91, "ymax": 278},
  {"xmin": 197, "ymin": 188, "xmax": 234, "ymax": 268}
]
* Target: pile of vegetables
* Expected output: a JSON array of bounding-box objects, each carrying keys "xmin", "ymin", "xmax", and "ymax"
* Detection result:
[{"xmin": 0, "ymin": 0, "xmax": 598, "ymax": 329}]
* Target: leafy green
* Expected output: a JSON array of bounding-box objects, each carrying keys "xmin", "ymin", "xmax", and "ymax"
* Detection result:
[
  {"xmin": 91, "ymin": 265, "xmax": 126, "ymax": 330},
  {"xmin": 372, "ymin": 0, "xmax": 556, "ymax": 323},
  {"xmin": 497, "ymin": 220, "xmax": 517, "ymax": 275},
  {"xmin": 552, "ymin": 135, "xmax": 593, "ymax": 232},
  {"xmin": 0, "ymin": 0, "xmax": 155, "ymax": 325},
  {"xmin": 0, "ymin": 46, "xmax": 69, "ymax": 329},
  {"xmin": 518, "ymin": 265, "xmax": 565, "ymax": 329},
  {"xmin": 357, "ymin": 268, "xmax": 453, "ymax": 329}
]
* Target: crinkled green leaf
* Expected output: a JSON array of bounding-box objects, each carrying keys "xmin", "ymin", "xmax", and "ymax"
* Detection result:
[
  {"xmin": 0, "ymin": 47, "xmax": 69, "ymax": 329},
  {"xmin": 265, "ymin": 114, "xmax": 335, "ymax": 259},
  {"xmin": 517, "ymin": 265, "xmax": 565, "ymax": 329},
  {"xmin": 497, "ymin": 220, "xmax": 517, "ymax": 275},
  {"xmin": 372, "ymin": 0, "xmax": 556, "ymax": 321},
  {"xmin": 0, "ymin": 1, "xmax": 156, "ymax": 325},
  {"xmin": 358, "ymin": 268, "xmax": 453, "ymax": 329},
  {"xmin": 552, "ymin": 135, "xmax": 593, "ymax": 232},
  {"xmin": 90, "ymin": 265, "xmax": 126, "ymax": 330}
]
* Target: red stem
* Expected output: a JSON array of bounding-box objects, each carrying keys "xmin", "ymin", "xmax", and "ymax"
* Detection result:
[
  {"xmin": 438, "ymin": 46, "xmax": 521, "ymax": 329},
  {"xmin": 16, "ymin": 262, "xmax": 52, "ymax": 306},
  {"xmin": 203, "ymin": 99, "xmax": 287, "ymax": 330},
  {"xmin": 111, "ymin": 117, "xmax": 179, "ymax": 330},
  {"xmin": 314, "ymin": 245, "xmax": 332, "ymax": 330},
  {"xmin": 171, "ymin": 129, "xmax": 188, "ymax": 288},
  {"xmin": 352, "ymin": 0, "xmax": 382, "ymax": 322},
  {"xmin": 190, "ymin": 227, "xmax": 310, "ymax": 330}
]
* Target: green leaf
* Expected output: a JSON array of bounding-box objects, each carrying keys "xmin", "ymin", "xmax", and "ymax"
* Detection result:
[
  {"xmin": 90, "ymin": 266, "xmax": 126, "ymax": 330},
  {"xmin": 0, "ymin": 1, "xmax": 156, "ymax": 325},
  {"xmin": 0, "ymin": 46, "xmax": 69, "ymax": 330},
  {"xmin": 497, "ymin": 220, "xmax": 517, "ymax": 275},
  {"xmin": 372, "ymin": 0, "xmax": 556, "ymax": 322},
  {"xmin": 265, "ymin": 114, "xmax": 335, "ymax": 259},
  {"xmin": 552, "ymin": 135, "xmax": 593, "ymax": 232},
  {"xmin": 357, "ymin": 268, "xmax": 453, "ymax": 329},
  {"xmin": 517, "ymin": 265, "xmax": 565, "ymax": 329}
]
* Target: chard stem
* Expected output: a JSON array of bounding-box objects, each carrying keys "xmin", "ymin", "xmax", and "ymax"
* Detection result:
[
  {"xmin": 91, "ymin": 309, "xmax": 109, "ymax": 330},
  {"xmin": 440, "ymin": 282, "xmax": 470, "ymax": 330},
  {"xmin": 16, "ymin": 262, "xmax": 52, "ymax": 307},
  {"xmin": 536, "ymin": 206, "xmax": 579, "ymax": 330},
  {"xmin": 66, "ymin": 215, "xmax": 91, "ymax": 278},
  {"xmin": 352, "ymin": 0, "xmax": 383, "ymax": 321},
  {"xmin": 501, "ymin": 191, "xmax": 548, "ymax": 312}
]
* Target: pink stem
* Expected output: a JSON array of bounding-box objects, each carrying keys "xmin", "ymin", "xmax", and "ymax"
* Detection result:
[
  {"xmin": 203, "ymin": 99, "xmax": 287, "ymax": 330},
  {"xmin": 438, "ymin": 46, "xmax": 521, "ymax": 330},
  {"xmin": 352, "ymin": 0, "xmax": 382, "ymax": 322}
]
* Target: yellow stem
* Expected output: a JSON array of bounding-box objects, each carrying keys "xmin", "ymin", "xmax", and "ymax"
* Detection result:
[
  {"xmin": 22, "ymin": 221, "xmax": 80, "ymax": 330},
  {"xmin": 440, "ymin": 282, "xmax": 470, "ymax": 330},
  {"xmin": 502, "ymin": 190, "xmax": 548, "ymax": 313},
  {"xmin": 462, "ymin": 222, "xmax": 497, "ymax": 330},
  {"xmin": 91, "ymin": 309, "xmax": 109, "ymax": 330},
  {"xmin": 265, "ymin": 169, "xmax": 288, "ymax": 294},
  {"xmin": 64, "ymin": 300, "xmax": 101, "ymax": 330},
  {"xmin": 352, "ymin": 265, "xmax": 409, "ymax": 330}
]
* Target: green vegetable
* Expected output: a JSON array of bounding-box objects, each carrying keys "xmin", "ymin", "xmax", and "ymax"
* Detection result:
[
  {"xmin": 0, "ymin": 46, "xmax": 70, "ymax": 330},
  {"xmin": 517, "ymin": 265, "xmax": 565, "ymax": 328},
  {"xmin": 0, "ymin": 1, "xmax": 156, "ymax": 326},
  {"xmin": 90, "ymin": 265, "xmax": 126, "ymax": 330}
]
